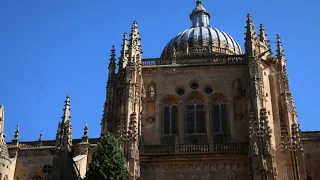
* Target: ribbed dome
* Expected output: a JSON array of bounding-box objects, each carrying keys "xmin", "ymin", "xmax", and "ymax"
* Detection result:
[{"xmin": 161, "ymin": 0, "xmax": 242, "ymax": 58}]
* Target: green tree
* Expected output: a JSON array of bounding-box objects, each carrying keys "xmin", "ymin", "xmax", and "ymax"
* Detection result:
[{"xmin": 86, "ymin": 132, "xmax": 129, "ymax": 180}]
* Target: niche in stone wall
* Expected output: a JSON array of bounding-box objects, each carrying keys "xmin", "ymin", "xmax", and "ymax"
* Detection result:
[
  {"xmin": 232, "ymin": 78, "xmax": 246, "ymax": 122},
  {"xmin": 145, "ymin": 82, "xmax": 156, "ymax": 124}
]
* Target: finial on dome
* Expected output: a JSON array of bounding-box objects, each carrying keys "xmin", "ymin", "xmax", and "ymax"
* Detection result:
[{"xmin": 196, "ymin": 0, "xmax": 202, "ymax": 5}]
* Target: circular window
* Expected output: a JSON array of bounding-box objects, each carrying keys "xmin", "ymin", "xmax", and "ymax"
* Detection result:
[
  {"xmin": 176, "ymin": 88, "xmax": 185, "ymax": 96},
  {"xmin": 42, "ymin": 165, "xmax": 53, "ymax": 174},
  {"xmin": 204, "ymin": 87, "xmax": 213, "ymax": 94},
  {"xmin": 190, "ymin": 82, "xmax": 199, "ymax": 90}
]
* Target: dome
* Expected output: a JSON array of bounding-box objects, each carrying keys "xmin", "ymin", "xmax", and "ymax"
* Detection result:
[{"xmin": 161, "ymin": 0, "xmax": 242, "ymax": 58}]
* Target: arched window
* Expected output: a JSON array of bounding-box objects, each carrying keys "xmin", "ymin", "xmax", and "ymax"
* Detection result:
[
  {"xmin": 163, "ymin": 102, "xmax": 178, "ymax": 135},
  {"xmin": 186, "ymin": 99, "xmax": 205, "ymax": 134},
  {"xmin": 3, "ymin": 175, "xmax": 8, "ymax": 180},
  {"xmin": 212, "ymin": 99, "xmax": 228, "ymax": 134},
  {"xmin": 148, "ymin": 84, "xmax": 156, "ymax": 101}
]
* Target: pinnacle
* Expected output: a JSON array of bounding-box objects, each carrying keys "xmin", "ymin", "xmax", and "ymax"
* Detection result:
[
  {"xmin": 39, "ymin": 131, "xmax": 43, "ymax": 141},
  {"xmin": 14, "ymin": 124, "xmax": 19, "ymax": 140},
  {"xmin": 64, "ymin": 95, "xmax": 71, "ymax": 106},
  {"xmin": 246, "ymin": 14, "xmax": 253, "ymax": 23},
  {"xmin": 62, "ymin": 95, "xmax": 71, "ymax": 123},
  {"xmin": 277, "ymin": 34, "xmax": 285, "ymax": 57},
  {"xmin": 276, "ymin": 34, "xmax": 281, "ymax": 43},
  {"xmin": 259, "ymin": 23, "xmax": 269, "ymax": 44},
  {"xmin": 83, "ymin": 122, "xmax": 88, "ymax": 138},
  {"xmin": 132, "ymin": 20, "xmax": 138, "ymax": 28},
  {"xmin": 123, "ymin": 32, "xmax": 128, "ymax": 40},
  {"xmin": 196, "ymin": 0, "xmax": 202, "ymax": 5},
  {"xmin": 110, "ymin": 45, "xmax": 116, "ymax": 57}
]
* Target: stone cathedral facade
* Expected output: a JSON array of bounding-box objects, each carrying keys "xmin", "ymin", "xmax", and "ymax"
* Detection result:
[{"xmin": 1, "ymin": 0, "xmax": 320, "ymax": 180}]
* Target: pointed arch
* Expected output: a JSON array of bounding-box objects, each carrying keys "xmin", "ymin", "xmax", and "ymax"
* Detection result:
[{"xmin": 160, "ymin": 94, "xmax": 180, "ymax": 104}]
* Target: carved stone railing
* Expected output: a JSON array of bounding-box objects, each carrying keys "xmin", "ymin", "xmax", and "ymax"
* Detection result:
[
  {"xmin": 140, "ymin": 143, "xmax": 248, "ymax": 156},
  {"xmin": 141, "ymin": 55, "xmax": 246, "ymax": 67},
  {"xmin": 301, "ymin": 131, "xmax": 320, "ymax": 141}
]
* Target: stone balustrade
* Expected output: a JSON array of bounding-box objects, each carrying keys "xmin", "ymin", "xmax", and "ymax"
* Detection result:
[
  {"xmin": 141, "ymin": 55, "xmax": 246, "ymax": 67},
  {"xmin": 301, "ymin": 131, "xmax": 320, "ymax": 141},
  {"xmin": 140, "ymin": 143, "xmax": 248, "ymax": 156}
]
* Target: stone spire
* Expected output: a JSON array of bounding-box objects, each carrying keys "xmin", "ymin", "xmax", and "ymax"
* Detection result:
[
  {"xmin": 190, "ymin": 0, "xmax": 211, "ymax": 27},
  {"xmin": 259, "ymin": 24, "xmax": 269, "ymax": 46},
  {"xmin": 276, "ymin": 34, "xmax": 285, "ymax": 58},
  {"xmin": 56, "ymin": 95, "xmax": 73, "ymax": 149},
  {"xmin": 245, "ymin": 14, "xmax": 258, "ymax": 56},
  {"xmin": 128, "ymin": 21, "xmax": 142, "ymax": 65},
  {"xmin": 119, "ymin": 32, "xmax": 129, "ymax": 69},
  {"xmin": 108, "ymin": 45, "xmax": 116, "ymax": 80}
]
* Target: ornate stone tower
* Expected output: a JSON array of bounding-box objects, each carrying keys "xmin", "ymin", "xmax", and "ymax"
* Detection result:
[
  {"xmin": 101, "ymin": 21, "xmax": 143, "ymax": 180},
  {"xmin": 245, "ymin": 14, "xmax": 306, "ymax": 180}
]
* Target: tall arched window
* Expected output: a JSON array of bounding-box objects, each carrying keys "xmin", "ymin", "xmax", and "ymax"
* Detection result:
[
  {"xmin": 186, "ymin": 99, "xmax": 205, "ymax": 134},
  {"xmin": 163, "ymin": 102, "xmax": 178, "ymax": 135},
  {"xmin": 212, "ymin": 99, "xmax": 228, "ymax": 134}
]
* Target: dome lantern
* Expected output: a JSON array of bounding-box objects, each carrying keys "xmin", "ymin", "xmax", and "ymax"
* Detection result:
[
  {"xmin": 161, "ymin": 0, "xmax": 242, "ymax": 59},
  {"xmin": 190, "ymin": 0, "xmax": 210, "ymax": 28}
]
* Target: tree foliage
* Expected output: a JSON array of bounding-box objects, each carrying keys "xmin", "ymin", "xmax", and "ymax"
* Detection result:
[{"xmin": 86, "ymin": 132, "xmax": 128, "ymax": 180}]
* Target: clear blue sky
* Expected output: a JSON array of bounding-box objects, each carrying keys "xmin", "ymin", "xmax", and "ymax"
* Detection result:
[{"xmin": 0, "ymin": 0, "xmax": 319, "ymax": 141}]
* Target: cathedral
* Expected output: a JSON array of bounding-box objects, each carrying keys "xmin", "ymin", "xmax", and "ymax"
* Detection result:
[{"xmin": 0, "ymin": 0, "xmax": 319, "ymax": 179}]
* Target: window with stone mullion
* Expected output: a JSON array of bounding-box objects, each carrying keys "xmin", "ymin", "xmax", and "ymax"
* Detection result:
[
  {"xmin": 212, "ymin": 101, "xmax": 227, "ymax": 134},
  {"xmin": 186, "ymin": 99, "xmax": 205, "ymax": 134},
  {"xmin": 163, "ymin": 103, "xmax": 178, "ymax": 135}
]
